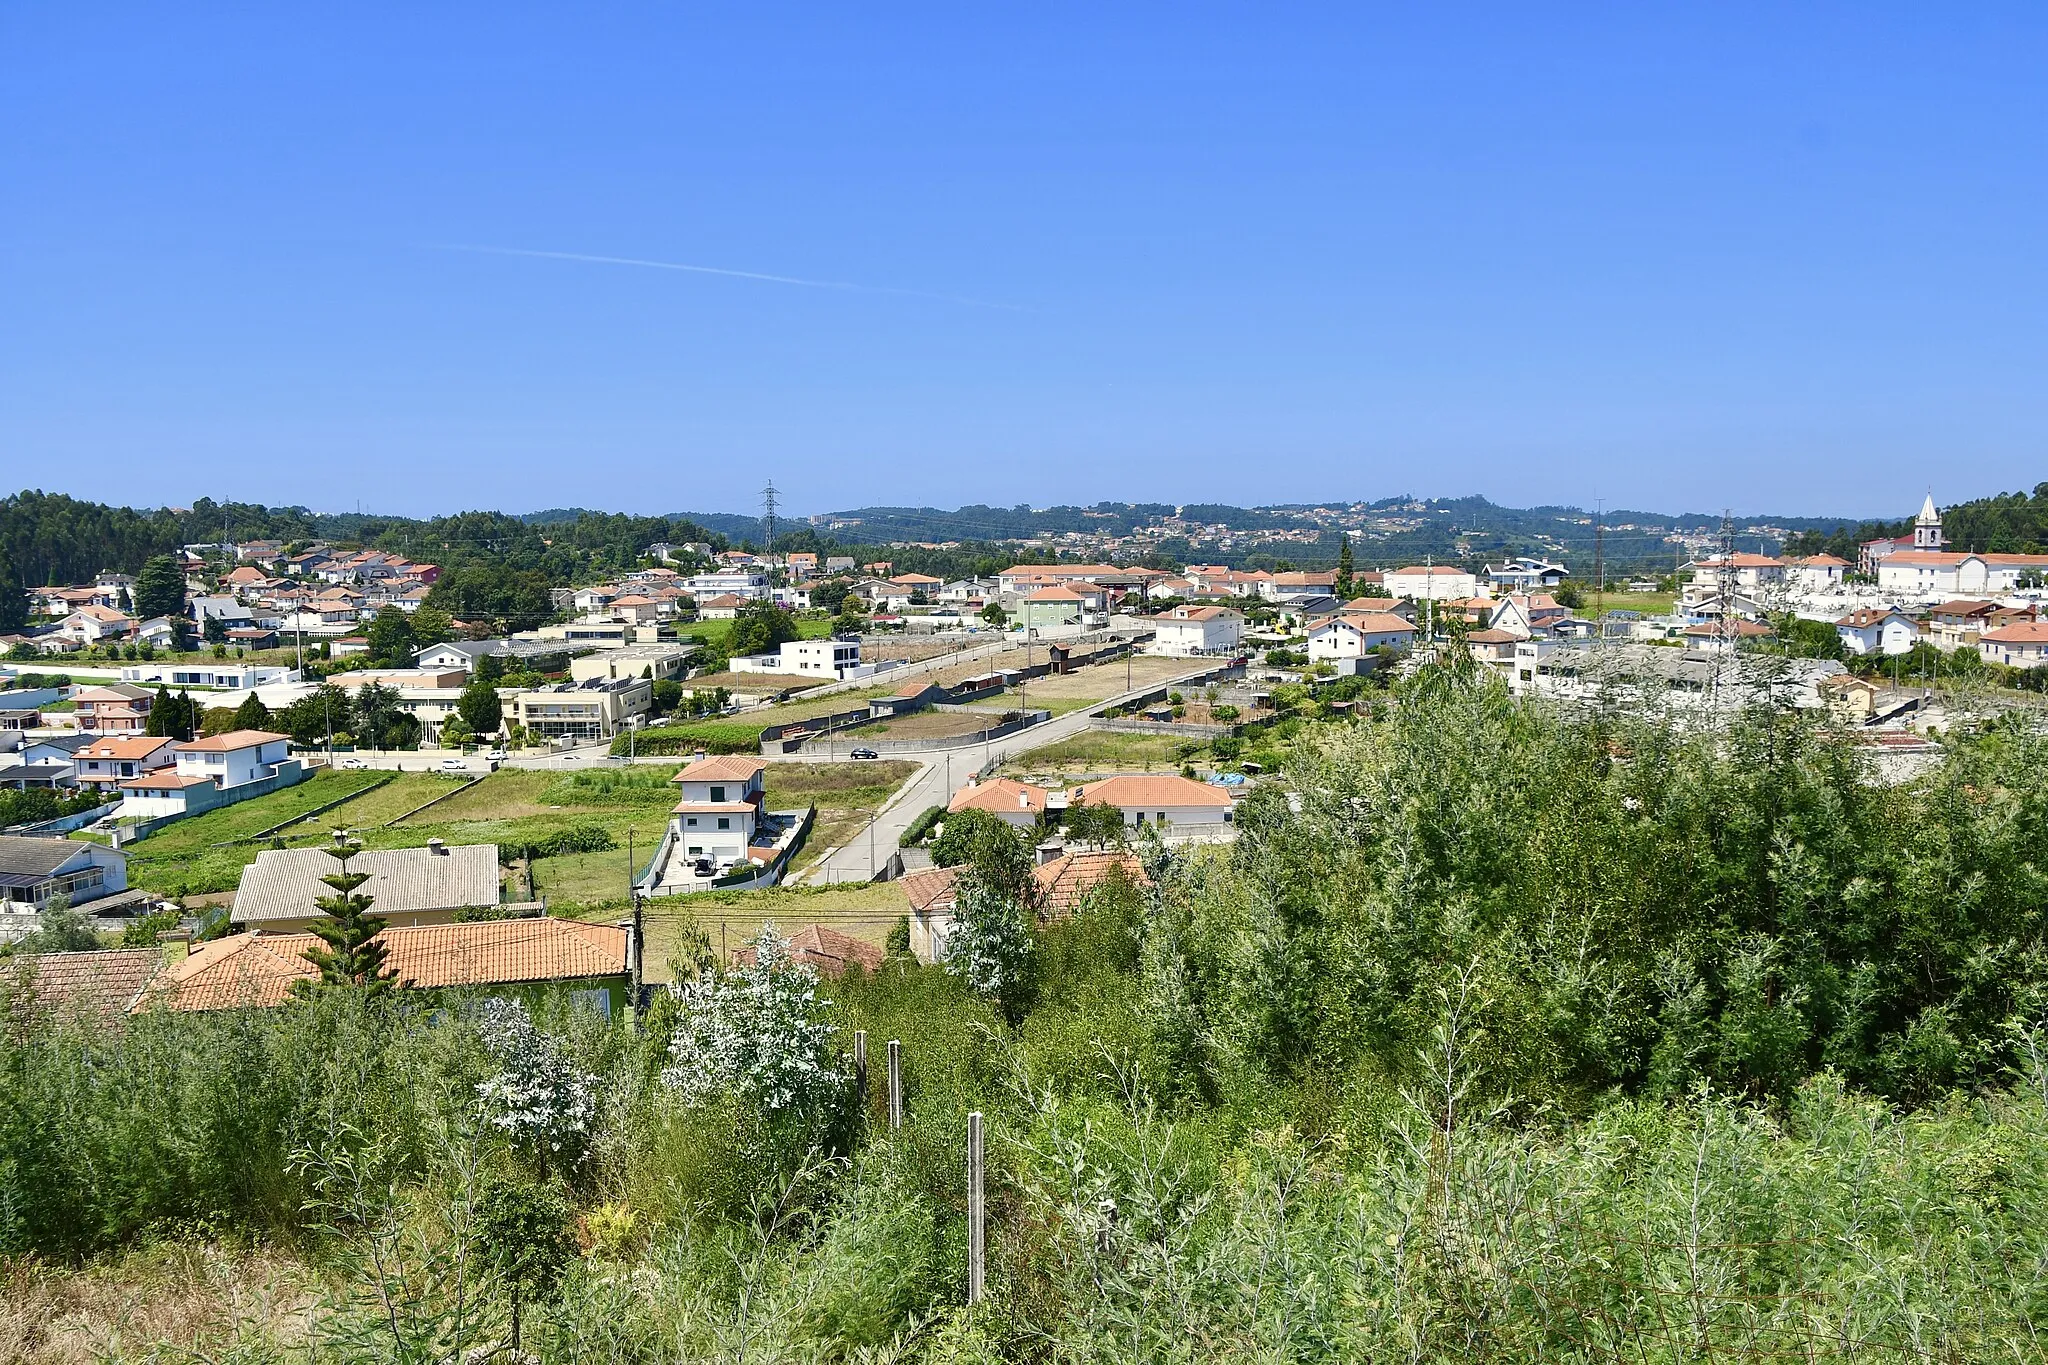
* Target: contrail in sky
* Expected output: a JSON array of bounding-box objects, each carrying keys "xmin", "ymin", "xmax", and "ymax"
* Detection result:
[{"xmin": 436, "ymin": 244, "xmax": 1029, "ymax": 311}]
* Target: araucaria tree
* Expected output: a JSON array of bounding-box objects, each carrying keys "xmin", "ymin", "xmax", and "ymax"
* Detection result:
[{"xmin": 297, "ymin": 836, "xmax": 394, "ymax": 991}]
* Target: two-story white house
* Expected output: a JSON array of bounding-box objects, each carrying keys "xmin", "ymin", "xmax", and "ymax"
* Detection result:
[
  {"xmin": 728, "ymin": 637, "xmax": 864, "ymax": 679},
  {"xmin": 1307, "ymin": 612, "xmax": 1418, "ymax": 662},
  {"xmin": 1834, "ymin": 608, "xmax": 1921, "ymax": 657},
  {"xmin": 1979, "ymin": 621, "xmax": 2048, "ymax": 669},
  {"xmin": 667, "ymin": 756, "xmax": 768, "ymax": 871},
  {"xmin": 73, "ymin": 735, "xmax": 181, "ymax": 794},
  {"xmin": 1149, "ymin": 605, "xmax": 1244, "ymax": 657},
  {"xmin": 1383, "ymin": 566, "xmax": 1479, "ymax": 601},
  {"xmin": 119, "ymin": 729, "xmax": 303, "ymax": 820}
]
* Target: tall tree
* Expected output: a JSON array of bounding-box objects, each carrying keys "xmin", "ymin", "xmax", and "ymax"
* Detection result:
[
  {"xmin": 1334, "ymin": 537, "xmax": 1356, "ymax": 602},
  {"xmin": 456, "ymin": 677, "xmax": 504, "ymax": 738},
  {"xmin": 202, "ymin": 614, "xmax": 228, "ymax": 645},
  {"xmin": 0, "ymin": 550, "xmax": 26, "ymax": 632},
  {"xmin": 729, "ymin": 601, "xmax": 799, "ymax": 658},
  {"xmin": 364, "ymin": 606, "xmax": 415, "ymax": 666},
  {"xmin": 132, "ymin": 555, "xmax": 186, "ymax": 621},
  {"xmin": 143, "ymin": 685, "xmax": 197, "ymax": 741},
  {"xmin": 232, "ymin": 693, "xmax": 272, "ymax": 730},
  {"xmin": 296, "ymin": 838, "xmax": 394, "ymax": 991}
]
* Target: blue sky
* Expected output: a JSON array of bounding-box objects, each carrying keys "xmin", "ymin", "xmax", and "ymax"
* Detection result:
[{"xmin": 4, "ymin": 5, "xmax": 2044, "ymax": 522}]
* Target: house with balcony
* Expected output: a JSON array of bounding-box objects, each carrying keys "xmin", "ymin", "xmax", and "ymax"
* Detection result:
[
  {"xmin": 73, "ymin": 735, "xmax": 181, "ymax": 793},
  {"xmin": 729, "ymin": 637, "xmax": 864, "ymax": 679},
  {"xmin": 118, "ymin": 729, "xmax": 305, "ymax": 821},
  {"xmin": 665, "ymin": 756, "xmax": 768, "ymax": 872},
  {"xmin": 1835, "ymin": 608, "xmax": 1921, "ymax": 657},
  {"xmin": 1307, "ymin": 612, "xmax": 1418, "ymax": 662}
]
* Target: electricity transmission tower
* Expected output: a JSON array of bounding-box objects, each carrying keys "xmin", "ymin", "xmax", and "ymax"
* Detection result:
[{"xmin": 761, "ymin": 481, "xmax": 780, "ymax": 553}]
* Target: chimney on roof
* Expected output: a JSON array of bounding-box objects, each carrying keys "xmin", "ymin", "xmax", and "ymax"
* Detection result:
[
  {"xmin": 1035, "ymin": 840, "xmax": 1062, "ymax": 865},
  {"xmin": 428, "ymin": 837, "xmax": 446, "ymax": 855},
  {"xmin": 1018, "ymin": 789, "xmax": 1029, "ymax": 809}
]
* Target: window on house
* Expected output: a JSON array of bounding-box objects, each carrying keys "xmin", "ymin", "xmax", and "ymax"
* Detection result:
[
  {"xmin": 717, "ymin": 817, "xmax": 731, "ymax": 830},
  {"xmin": 710, "ymin": 785, "xmax": 726, "ymax": 802}
]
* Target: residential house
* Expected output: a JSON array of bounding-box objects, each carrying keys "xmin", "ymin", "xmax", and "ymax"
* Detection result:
[
  {"xmin": 695, "ymin": 593, "xmax": 746, "ymax": 620},
  {"xmin": 1681, "ymin": 554, "xmax": 1788, "ymax": 610},
  {"xmin": 568, "ymin": 645, "xmax": 695, "ymax": 684},
  {"xmin": 1383, "ymin": 566, "xmax": 1480, "ymax": 600},
  {"xmin": 1875, "ymin": 551, "xmax": 2048, "ymax": 598},
  {"xmin": 1679, "ymin": 620, "xmax": 1777, "ymax": 653},
  {"xmin": 1261, "ymin": 571, "xmax": 1338, "ymax": 601},
  {"xmin": 947, "ymin": 777, "xmax": 1049, "ymax": 829},
  {"xmin": 119, "ymin": 662, "xmax": 295, "ymax": 689},
  {"xmin": 1067, "ymin": 775, "xmax": 1235, "ymax": 836},
  {"xmin": 1819, "ymin": 674, "xmax": 1882, "ymax": 724},
  {"xmin": 731, "ymin": 924, "xmax": 882, "ymax": 977},
  {"xmin": 231, "ymin": 840, "xmax": 510, "ymax": 932},
  {"xmin": 1979, "ymin": 621, "xmax": 2048, "ymax": 669},
  {"xmin": 149, "ymin": 917, "xmax": 631, "ymax": 1016},
  {"xmin": 1835, "ymin": 608, "xmax": 1920, "ymax": 657},
  {"xmin": 73, "ymin": 735, "xmax": 180, "ymax": 793},
  {"xmin": 1149, "ymin": 605, "xmax": 1244, "ymax": 657},
  {"xmin": 0, "ymin": 835, "xmax": 129, "ymax": 924},
  {"xmin": 784, "ymin": 553, "xmax": 820, "ymax": 579},
  {"xmin": 668, "ymin": 756, "xmax": 768, "ymax": 871},
  {"xmin": 729, "ymin": 637, "xmax": 863, "ymax": 679},
  {"xmin": 56, "ymin": 606, "xmax": 138, "ymax": 645},
  {"xmin": 1485, "ymin": 557, "xmax": 1567, "ymax": 591},
  {"xmin": 901, "ymin": 848, "xmax": 1147, "ymax": 964},
  {"xmin": 72, "ymin": 683, "xmax": 156, "ymax": 733},
  {"xmin": 824, "ymin": 556, "xmax": 856, "ymax": 573},
  {"xmin": 1925, "ymin": 600, "xmax": 2037, "ymax": 650},
  {"xmin": 1307, "ymin": 612, "xmax": 1418, "ymax": 662},
  {"xmin": 13, "ymin": 947, "xmax": 169, "ymax": 1022},
  {"xmin": 119, "ymin": 729, "xmax": 303, "ymax": 820},
  {"xmin": 1463, "ymin": 628, "xmax": 1524, "ymax": 668},
  {"xmin": 1786, "ymin": 555, "xmax": 1849, "ymax": 592},
  {"xmin": 1489, "ymin": 594, "xmax": 1569, "ymax": 639},
  {"xmin": 684, "ymin": 570, "xmax": 771, "ymax": 601},
  {"xmin": 1019, "ymin": 585, "xmax": 1092, "ymax": 632}
]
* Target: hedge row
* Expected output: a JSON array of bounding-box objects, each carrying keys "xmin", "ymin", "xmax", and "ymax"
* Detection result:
[{"xmin": 609, "ymin": 721, "xmax": 765, "ymax": 756}]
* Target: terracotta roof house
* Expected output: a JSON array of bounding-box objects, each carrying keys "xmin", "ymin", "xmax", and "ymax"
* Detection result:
[
  {"xmin": 72, "ymin": 734, "xmax": 180, "ymax": 791},
  {"xmin": 948, "ymin": 777, "xmax": 1049, "ymax": 828},
  {"xmin": 1979, "ymin": 620, "xmax": 2048, "ymax": 669},
  {"xmin": 1068, "ymin": 774, "xmax": 1235, "ymax": 835},
  {"xmin": 731, "ymin": 924, "xmax": 885, "ymax": 977},
  {"xmin": 150, "ymin": 917, "xmax": 632, "ymax": 1015},
  {"xmin": 898, "ymin": 847, "xmax": 1149, "ymax": 963},
  {"xmin": 11, "ymin": 948, "xmax": 167, "ymax": 1023},
  {"xmin": 72, "ymin": 683, "xmax": 156, "ymax": 734}
]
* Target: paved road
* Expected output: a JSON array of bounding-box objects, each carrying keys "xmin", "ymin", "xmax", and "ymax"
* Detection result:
[{"xmin": 796, "ymin": 661, "xmax": 1228, "ymax": 885}]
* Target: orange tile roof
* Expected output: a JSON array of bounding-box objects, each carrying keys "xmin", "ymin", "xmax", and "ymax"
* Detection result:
[
  {"xmin": 78, "ymin": 735, "xmax": 179, "ymax": 761},
  {"xmin": 674, "ymin": 756, "xmax": 767, "ymax": 782},
  {"xmin": 149, "ymin": 918, "xmax": 628, "ymax": 1013},
  {"xmin": 898, "ymin": 865, "xmax": 961, "ymax": 913},
  {"xmin": 948, "ymin": 778, "xmax": 1047, "ymax": 815},
  {"xmin": 1983, "ymin": 622, "xmax": 2048, "ymax": 644},
  {"xmin": 731, "ymin": 924, "xmax": 884, "ymax": 977},
  {"xmin": 121, "ymin": 771, "xmax": 215, "ymax": 789},
  {"xmin": 1071, "ymin": 774, "xmax": 1233, "ymax": 810},
  {"xmin": 1025, "ymin": 585, "xmax": 1088, "ymax": 601},
  {"xmin": 671, "ymin": 801, "xmax": 760, "ymax": 813},
  {"xmin": 1321, "ymin": 612, "xmax": 1417, "ymax": 635},
  {"xmin": 177, "ymin": 729, "xmax": 288, "ymax": 752},
  {"xmin": 18, "ymin": 948, "xmax": 167, "ymax": 1022},
  {"xmin": 1033, "ymin": 849, "xmax": 1147, "ymax": 917}
]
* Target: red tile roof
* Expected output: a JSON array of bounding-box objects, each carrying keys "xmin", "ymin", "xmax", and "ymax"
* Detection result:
[
  {"xmin": 1071, "ymin": 774, "xmax": 1233, "ymax": 810},
  {"xmin": 731, "ymin": 924, "xmax": 884, "ymax": 977},
  {"xmin": 674, "ymin": 756, "xmax": 767, "ymax": 782},
  {"xmin": 177, "ymin": 729, "xmax": 288, "ymax": 753}
]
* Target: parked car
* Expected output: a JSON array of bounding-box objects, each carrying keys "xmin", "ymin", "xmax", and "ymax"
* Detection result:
[
  {"xmin": 850, "ymin": 747, "xmax": 880, "ymax": 760},
  {"xmin": 692, "ymin": 857, "xmax": 714, "ymax": 877},
  {"xmin": 338, "ymin": 757, "xmax": 368, "ymax": 770},
  {"xmin": 439, "ymin": 758, "xmax": 469, "ymax": 773},
  {"xmin": 485, "ymin": 749, "xmax": 508, "ymax": 762}
]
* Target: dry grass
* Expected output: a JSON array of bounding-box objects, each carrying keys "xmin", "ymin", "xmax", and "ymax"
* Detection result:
[
  {"xmin": 844, "ymin": 709, "xmax": 1009, "ymax": 739},
  {"xmin": 1015, "ymin": 654, "xmax": 1196, "ymax": 702},
  {"xmin": 0, "ymin": 1242, "xmax": 319, "ymax": 1364}
]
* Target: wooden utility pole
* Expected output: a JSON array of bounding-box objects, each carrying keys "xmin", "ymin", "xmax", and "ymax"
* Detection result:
[
  {"xmin": 967, "ymin": 1111, "xmax": 986, "ymax": 1304},
  {"xmin": 887, "ymin": 1039, "xmax": 903, "ymax": 1129}
]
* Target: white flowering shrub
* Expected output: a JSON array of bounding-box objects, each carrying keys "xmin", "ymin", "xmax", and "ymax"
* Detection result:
[
  {"xmin": 662, "ymin": 924, "xmax": 842, "ymax": 1116},
  {"xmin": 474, "ymin": 998, "xmax": 598, "ymax": 1159}
]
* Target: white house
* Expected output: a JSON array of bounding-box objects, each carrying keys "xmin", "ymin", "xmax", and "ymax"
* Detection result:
[
  {"xmin": 1307, "ymin": 612, "xmax": 1418, "ymax": 662},
  {"xmin": 73, "ymin": 735, "xmax": 181, "ymax": 793},
  {"xmin": 1979, "ymin": 621, "xmax": 2048, "ymax": 669},
  {"xmin": 1682, "ymin": 554, "xmax": 1788, "ymax": 609},
  {"xmin": 1259, "ymin": 572, "xmax": 1338, "ymax": 601},
  {"xmin": 684, "ymin": 571, "xmax": 770, "ymax": 601},
  {"xmin": 667, "ymin": 756, "xmax": 767, "ymax": 871},
  {"xmin": 1875, "ymin": 552, "xmax": 2048, "ymax": 598},
  {"xmin": 119, "ymin": 663, "xmax": 297, "ymax": 689},
  {"xmin": 1486, "ymin": 557, "xmax": 1567, "ymax": 591},
  {"xmin": 1786, "ymin": 555, "xmax": 1849, "ymax": 592},
  {"xmin": 0, "ymin": 835, "xmax": 128, "ymax": 928},
  {"xmin": 1383, "ymin": 566, "xmax": 1479, "ymax": 600},
  {"xmin": 1835, "ymin": 608, "xmax": 1921, "ymax": 657},
  {"xmin": 1149, "ymin": 605, "xmax": 1244, "ymax": 657},
  {"xmin": 1067, "ymin": 774, "xmax": 1235, "ymax": 836},
  {"xmin": 729, "ymin": 637, "xmax": 863, "ymax": 679},
  {"xmin": 119, "ymin": 729, "xmax": 303, "ymax": 820}
]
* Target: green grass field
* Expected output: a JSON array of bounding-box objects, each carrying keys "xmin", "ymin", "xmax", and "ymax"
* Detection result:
[
  {"xmin": 625, "ymin": 881, "xmax": 906, "ymax": 983},
  {"xmin": 114, "ymin": 758, "xmax": 923, "ymax": 907}
]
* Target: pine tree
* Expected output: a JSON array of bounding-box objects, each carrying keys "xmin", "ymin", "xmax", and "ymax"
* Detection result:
[
  {"xmin": 297, "ymin": 837, "xmax": 394, "ymax": 992},
  {"xmin": 0, "ymin": 550, "xmax": 27, "ymax": 632},
  {"xmin": 144, "ymin": 684, "xmax": 174, "ymax": 737},
  {"xmin": 133, "ymin": 555, "xmax": 186, "ymax": 621},
  {"xmin": 1335, "ymin": 537, "xmax": 1356, "ymax": 603},
  {"xmin": 172, "ymin": 689, "xmax": 199, "ymax": 741}
]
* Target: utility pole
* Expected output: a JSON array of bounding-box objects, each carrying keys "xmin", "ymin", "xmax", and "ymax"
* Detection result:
[
  {"xmin": 1593, "ymin": 499, "xmax": 1605, "ymax": 637},
  {"xmin": 967, "ymin": 1111, "xmax": 986, "ymax": 1305}
]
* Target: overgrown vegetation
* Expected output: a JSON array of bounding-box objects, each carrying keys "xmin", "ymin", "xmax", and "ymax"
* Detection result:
[{"xmin": 14, "ymin": 664, "xmax": 2048, "ymax": 1359}]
